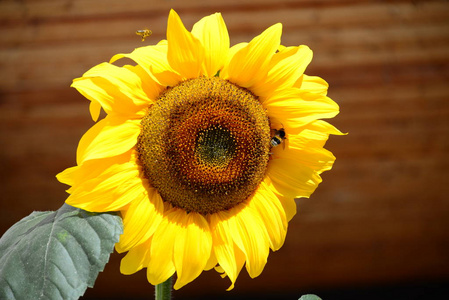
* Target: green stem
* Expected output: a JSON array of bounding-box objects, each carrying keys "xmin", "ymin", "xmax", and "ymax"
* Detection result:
[{"xmin": 155, "ymin": 276, "xmax": 172, "ymax": 300}]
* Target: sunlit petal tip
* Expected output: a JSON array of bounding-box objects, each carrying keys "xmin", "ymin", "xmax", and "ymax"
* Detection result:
[
  {"xmin": 168, "ymin": 8, "xmax": 177, "ymax": 18},
  {"xmin": 299, "ymin": 45, "xmax": 314, "ymax": 65},
  {"xmin": 262, "ymin": 23, "xmax": 283, "ymax": 44},
  {"xmin": 278, "ymin": 44, "xmax": 286, "ymax": 52},
  {"xmin": 167, "ymin": 9, "xmax": 182, "ymax": 32},
  {"xmin": 273, "ymin": 22, "xmax": 283, "ymax": 32},
  {"xmin": 120, "ymin": 250, "xmax": 146, "ymax": 275},
  {"xmin": 109, "ymin": 53, "xmax": 124, "ymax": 64},
  {"xmin": 55, "ymin": 166, "xmax": 77, "ymax": 186},
  {"xmin": 69, "ymin": 79, "xmax": 78, "ymax": 87},
  {"xmin": 259, "ymin": 23, "xmax": 283, "ymax": 51}
]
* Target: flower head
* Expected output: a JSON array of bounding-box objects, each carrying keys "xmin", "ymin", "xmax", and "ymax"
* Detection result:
[{"xmin": 57, "ymin": 9, "xmax": 342, "ymax": 290}]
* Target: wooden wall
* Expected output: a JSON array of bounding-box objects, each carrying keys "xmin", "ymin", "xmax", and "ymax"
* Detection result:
[{"xmin": 1, "ymin": 0, "xmax": 448, "ymax": 299}]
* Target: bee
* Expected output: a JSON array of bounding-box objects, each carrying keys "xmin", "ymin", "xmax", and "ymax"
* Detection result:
[
  {"xmin": 270, "ymin": 128, "xmax": 286, "ymax": 148},
  {"xmin": 136, "ymin": 29, "xmax": 152, "ymax": 41}
]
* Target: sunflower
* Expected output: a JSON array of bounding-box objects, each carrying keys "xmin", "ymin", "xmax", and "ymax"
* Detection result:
[{"xmin": 57, "ymin": 9, "xmax": 342, "ymax": 290}]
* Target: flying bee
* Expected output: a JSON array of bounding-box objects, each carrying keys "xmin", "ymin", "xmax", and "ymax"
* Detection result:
[
  {"xmin": 136, "ymin": 29, "xmax": 152, "ymax": 41},
  {"xmin": 270, "ymin": 128, "xmax": 286, "ymax": 149}
]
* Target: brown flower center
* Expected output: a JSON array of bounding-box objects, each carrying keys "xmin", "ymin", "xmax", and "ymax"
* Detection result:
[{"xmin": 137, "ymin": 77, "xmax": 270, "ymax": 215}]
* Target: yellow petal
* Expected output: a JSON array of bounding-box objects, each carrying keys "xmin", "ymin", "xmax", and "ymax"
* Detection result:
[
  {"xmin": 284, "ymin": 119, "xmax": 345, "ymax": 148},
  {"xmin": 221, "ymin": 23, "xmax": 282, "ymax": 88},
  {"xmin": 167, "ymin": 9, "xmax": 205, "ymax": 79},
  {"xmin": 76, "ymin": 116, "xmax": 140, "ymax": 165},
  {"xmin": 268, "ymin": 151, "xmax": 324, "ymax": 199},
  {"xmin": 111, "ymin": 44, "xmax": 182, "ymax": 87},
  {"xmin": 56, "ymin": 165, "xmax": 78, "ymax": 187},
  {"xmin": 71, "ymin": 62, "xmax": 153, "ymax": 120},
  {"xmin": 89, "ymin": 101, "xmax": 102, "ymax": 122},
  {"xmin": 252, "ymin": 45, "xmax": 313, "ymax": 98},
  {"xmin": 204, "ymin": 250, "xmax": 218, "ymax": 271},
  {"xmin": 191, "ymin": 13, "xmax": 230, "ymax": 77},
  {"xmin": 120, "ymin": 236, "xmax": 152, "ymax": 275},
  {"xmin": 217, "ymin": 42, "xmax": 246, "ymax": 80},
  {"xmin": 58, "ymin": 151, "xmax": 131, "ymax": 188},
  {"xmin": 284, "ymin": 133, "xmax": 337, "ymax": 171},
  {"xmin": 304, "ymin": 119, "xmax": 345, "ymax": 136},
  {"xmin": 265, "ymin": 88, "xmax": 340, "ymax": 129},
  {"xmin": 249, "ymin": 181, "xmax": 287, "ymax": 251},
  {"xmin": 264, "ymin": 177, "xmax": 297, "ymax": 221},
  {"xmin": 297, "ymin": 74, "xmax": 329, "ymax": 96},
  {"xmin": 210, "ymin": 212, "xmax": 246, "ymax": 290},
  {"xmin": 115, "ymin": 187, "xmax": 164, "ymax": 253},
  {"xmin": 225, "ymin": 205, "xmax": 270, "ymax": 278},
  {"xmin": 268, "ymin": 119, "xmax": 342, "ymax": 199},
  {"xmin": 123, "ymin": 64, "xmax": 164, "ymax": 100},
  {"xmin": 279, "ymin": 195, "xmax": 297, "ymax": 222},
  {"xmin": 66, "ymin": 161, "xmax": 144, "ymax": 211},
  {"xmin": 147, "ymin": 215, "xmax": 176, "ymax": 285},
  {"xmin": 173, "ymin": 211, "xmax": 212, "ymax": 289}
]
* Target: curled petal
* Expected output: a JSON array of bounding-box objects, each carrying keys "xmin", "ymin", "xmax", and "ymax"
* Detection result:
[
  {"xmin": 65, "ymin": 161, "xmax": 143, "ymax": 211},
  {"xmin": 71, "ymin": 63, "xmax": 153, "ymax": 120},
  {"xmin": 265, "ymin": 88, "xmax": 340, "ymax": 129},
  {"xmin": 111, "ymin": 44, "xmax": 182, "ymax": 87},
  {"xmin": 296, "ymin": 74, "xmax": 329, "ymax": 96}
]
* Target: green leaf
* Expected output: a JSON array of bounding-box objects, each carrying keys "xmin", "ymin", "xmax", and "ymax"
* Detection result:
[
  {"xmin": 299, "ymin": 295, "xmax": 323, "ymax": 300},
  {"xmin": 0, "ymin": 203, "xmax": 123, "ymax": 300}
]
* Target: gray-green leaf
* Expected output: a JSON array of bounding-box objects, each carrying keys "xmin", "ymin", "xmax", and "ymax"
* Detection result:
[
  {"xmin": 299, "ymin": 295, "xmax": 323, "ymax": 300},
  {"xmin": 0, "ymin": 203, "xmax": 123, "ymax": 300}
]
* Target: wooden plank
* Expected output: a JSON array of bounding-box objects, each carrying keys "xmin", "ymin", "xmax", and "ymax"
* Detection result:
[
  {"xmin": 2, "ymin": 2, "xmax": 449, "ymax": 44},
  {"xmin": 0, "ymin": 0, "xmax": 409, "ymax": 21},
  {"xmin": 0, "ymin": 2, "xmax": 447, "ymax": 91},
  {"xmin": 1, "ymin": 39, "xmax": 447, "ymax": 91}
]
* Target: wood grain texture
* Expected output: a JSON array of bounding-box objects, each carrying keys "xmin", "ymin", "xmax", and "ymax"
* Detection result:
[{"xmin": 1, "ymin": 0, "xmax": 448, "ymax": 299}]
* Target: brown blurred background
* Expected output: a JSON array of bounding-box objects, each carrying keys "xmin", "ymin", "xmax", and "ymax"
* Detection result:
[{"xmin": 1, "ymin": 0, "xmax": 448, "ymax": 299}]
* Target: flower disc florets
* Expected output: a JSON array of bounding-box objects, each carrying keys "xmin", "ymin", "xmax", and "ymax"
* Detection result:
[{"xmin": 137, "ymin": 77, "xmax": 271, "ymax": 215}]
